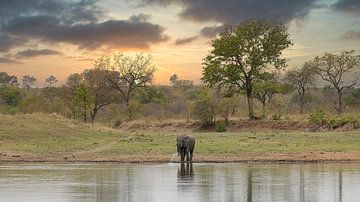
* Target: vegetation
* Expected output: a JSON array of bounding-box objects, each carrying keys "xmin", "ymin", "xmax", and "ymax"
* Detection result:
[
  {"xmin": 310, "ymin": 50, "xmax": 360, "ymax": 115},
  {"xmin": 202, "ymin": 22, "xmax": 292, "ymax": 119},
  {"xmin": 0, "ymin": 114, "xmax": 359, "ymax": 162},
  {"xmin": 285, "ymin": 63, "xmax": 315, "ymax": 114}
]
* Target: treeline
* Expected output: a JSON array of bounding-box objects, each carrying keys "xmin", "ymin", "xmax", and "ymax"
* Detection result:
[{"xmin": 1, "ymin": 21, "xmax": 360, "ymax": 128}]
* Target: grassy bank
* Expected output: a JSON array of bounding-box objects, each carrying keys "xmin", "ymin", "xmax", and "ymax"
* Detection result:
[{"xmin": 0, "ymin": 114, "xmax": 360, "ymax": 162}]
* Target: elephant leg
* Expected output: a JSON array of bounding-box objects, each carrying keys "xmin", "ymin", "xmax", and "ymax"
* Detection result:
[
  {"xmin": 189, "ymin": 149, "xmax": 193, "ymax": 161},
  {"xmin": 185, "ymin": 148, "xmax": 190, "ymax": 161},
  {"xmin": 180, "ymin": 151, "xmax": 185, "ymax": 162}
]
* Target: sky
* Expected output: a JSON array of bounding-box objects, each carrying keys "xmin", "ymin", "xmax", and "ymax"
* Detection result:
[{"xmin": 0, "ymin": 0, "xmax": 360, "ymax": 86}]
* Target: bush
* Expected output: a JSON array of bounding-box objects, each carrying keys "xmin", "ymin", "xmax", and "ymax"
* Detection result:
[
  {"xmin": 328, "ymin": 116, "xmax": 359, "ymax": 129},
  {"xmin": 308, "ymin": 110, "xmax": 326, "ymax": 125},
  {"xmin": 308, "ymin": 110, "xmax": 359, "ymax": 131},
  {"xmin": 191, "ymin": 88, "xmax": 217, "ymax": 125},
  {"xmin": 215, "ymin": 121, "xmax": 227, "ymax": 132},
  {"xmin": 272, "ymin": 114, "xmax": 282, "ymax": 120}
]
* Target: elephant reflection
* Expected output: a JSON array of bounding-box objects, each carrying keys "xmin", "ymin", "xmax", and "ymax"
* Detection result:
[
  {"xmin": 176, "ymin": 135, "xmax": 195, "ymax": 162},
  {"xmin": 177, "ymin": 162, "xmax": 194, "ymax": 178}
]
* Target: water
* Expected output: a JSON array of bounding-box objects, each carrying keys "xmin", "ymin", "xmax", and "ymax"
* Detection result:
[{"xmin": 0, "ymin": 163, "xmax": 359, "ymax": 202}]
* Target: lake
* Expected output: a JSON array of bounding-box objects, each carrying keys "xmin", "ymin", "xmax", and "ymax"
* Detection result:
[{"xmin": 0, "ymin": 162, "xmax": 359, "ymax": 202}]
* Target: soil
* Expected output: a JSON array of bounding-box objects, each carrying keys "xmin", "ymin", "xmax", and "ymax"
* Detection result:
[{"xmin": 1, "ymin": 151, "xmax": 359, "ymax": 163}]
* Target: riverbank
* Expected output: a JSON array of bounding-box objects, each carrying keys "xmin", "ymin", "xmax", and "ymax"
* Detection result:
[{"xmin": 1, "ymin": 114, "xmax": 359, "ymax": 163}]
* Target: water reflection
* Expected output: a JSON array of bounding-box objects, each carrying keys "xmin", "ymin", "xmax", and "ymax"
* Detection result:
[
  {"xmin": 177, "ymin": 162, "xmax": 194, "ymax": 179},
  {"xmin": 0, "ymin": 163, "xmax": 359, "ymax": 202}
]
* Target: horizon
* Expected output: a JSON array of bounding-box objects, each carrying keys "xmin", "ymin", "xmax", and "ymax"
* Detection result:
[{"xmin": 0, "ymin": 0, "xmax": 360, "ymax": 86}]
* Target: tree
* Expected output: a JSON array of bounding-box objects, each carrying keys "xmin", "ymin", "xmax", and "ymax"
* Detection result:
[
  {"xmin": 175, "ymin": 80, "xmax": 194, "ymax": 93},
  {"xmin": 64, "ymin": 73, "xmax": 83, "ymax": 118},
  {"xmin": 253, "ymin": 73, "xmax": 288, "ymax": 118},
  {"xmin": 310, "ymin": 50, "xmax": 360, "ymax": 114},
  {"xmin": 191, "ymin": 87, "xmax": 217, "ymax": 125},
  {"xmin": 72, "ymin": 84, "xmax": 94, "ymax": 122},
  {"xmin": 0, "ymin": 87, "xmax": 23, "ymax": 106},
  {"xmin": 169, "ymin": 74, "xmax": 178, "ymax": 86},
  {"xmin": 345, "ymin": 88, "xmax": 360, "ymax": 108},
  {"xmin": 21, "ymin": 75, "xmax": 36, "ymax": 92},
  {"xmin": 45, "ymin": 75, "xmax": 58, "ymax": 87},
  {"xmin": 0, "ymin": 72, "xmax": 18, "ymax": 87},
  {"xmin": 202, "ymin": 21, "xmax": 292, "ymax": 119},
  {"xmin": 284, "ymin": 63, "xmax": 315, "ymax": 114},
  {"xmin": 101, "ymin": 53, "xmax": 156, "ymax": 106},
  {"xmin": 138, "ymin": 87, "xmax": 166, "ymax": 104},
  {"xmin": 82, "ymin": 68, "xmax": 117, "ymax": 123}
]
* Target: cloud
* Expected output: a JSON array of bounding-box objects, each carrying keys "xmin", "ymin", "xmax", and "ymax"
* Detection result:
[
  {"xmin": 0, "ymin": 34, "xmax": 26, "ymax": 52},
  {"xmin": 140, "ymin": 0, "xmax": 317, "ymax": 24},
  {"xmin": 332, "ymin": 0, "xmax": 360, "ymax": 16},
  {"xmin": 2, "ymin": 14, "xmax": 169, "ymax": 50},
  {"xmin": 0, "ymin": 1, "xmax": 169, "ymax": 52},
  {"xmin": 199, "ymin": 25, "xmax": 224, "ymax": 38},
  {"xmin": 0, "ymin": 57, "xmax": 20, "ymax": 64},
  {"xmin": 0, "ymin": 0, "xmax": 104, "ymax": 24},
  {"xmin": 341, "ymin": 30, "xmax": 360, "ymax": 40},
  {"xmin": 16, "ymin": 49, "xmax": 63, "ymax": 57},
  {"xmin": 174, "ymin": 36, "xmax": 198, "ymax": 45}
]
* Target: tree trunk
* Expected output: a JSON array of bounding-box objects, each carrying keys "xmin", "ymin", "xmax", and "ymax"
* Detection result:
[
  {"xmin": 262, "ymin": 102, "xmax": 266, "ymax": 119},
  {"xmin": 335, "ymin": 89, "xmax": 343, "ymax": 115},
  {"xmin": 299, "ymin": 95, "xmax": 304, "ymax": 114},
  {"xmin": 90, "ymin": 106, "xmax": 99, "ymax": 124},
  {"xmin": 245, "ymin": 78, "xmax": 255, "ymax": 119},
  {"xmin": 299, "ymin": 87, "xmax": 305, "ymax": 114}
]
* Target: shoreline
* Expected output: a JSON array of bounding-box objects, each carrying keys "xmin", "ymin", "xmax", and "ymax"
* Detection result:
[{"xmin": 1, "ymin": 151, "xmax": 360, "ymax": 163}]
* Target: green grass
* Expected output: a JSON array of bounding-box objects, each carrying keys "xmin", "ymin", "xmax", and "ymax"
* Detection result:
[{"xmin": 0, "ymin": 114, "xmax": 360, "ymax": 160}]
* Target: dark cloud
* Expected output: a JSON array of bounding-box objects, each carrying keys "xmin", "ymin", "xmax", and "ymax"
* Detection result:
[
  {"xmin": 332, "ymin": 0, "xmax": 360, "ymax": 16},
  {"xmin": 16, "ymin": 49, "xmax": 63, "ymax": 57},
  {"xmin": 0, "ymin": 1, "xmax": 168, "ymax": 52},
  {"xmin": 0, "ymin": 34, "xmax": 26, "ymax": 52},
  {"xmin": 140, "ymin": 0, "xmax": 317, "ymax": 24},
  {"xmin": 174, "ymin": 36, "xmax": 198, "ymax": 45},
  {"xmin": 0, "ymin": 0, "xmax": 104, "ymax": 24},
  {"xmin": 199, "ymin": 25, "xmax": 224, "ymax": 38},
  {"xmin": 0, "ymin": 57, "xmax": 20, "ymax": 64},
  {"xmin": 341, "ymin": 30, "xmax": 360, "ymax": 40},
  {"xmin": 2, "ymin": 15, "xmax": 169, "ymax": 50}
]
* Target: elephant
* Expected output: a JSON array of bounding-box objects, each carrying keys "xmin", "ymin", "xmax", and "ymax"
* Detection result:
[{"xmin": 176, "ymin": 135, "xmax": 195, "ymax": 162}]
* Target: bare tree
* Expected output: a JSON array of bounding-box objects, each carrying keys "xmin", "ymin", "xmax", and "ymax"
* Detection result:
[
  {"xmin": 0, "ymin": 72, "xmax": 18, "ymax": 87},
  {"xmin": 45, "ymin": 75, "xmax": 58, "ymax": 87},
  {"xmin": 98, "ymin": 53, "xmax": 156, "ymax": 106},
  {"xmin": 285, "ymin": 63, "xmax": 315, "ymax": 114},
  {"xmin": 311, "ymin": 50, "xmax": 360, "ymax": 114},
  {"xmin": 21, "ymin": 75, "xmax": 36, "ymax": 92}
]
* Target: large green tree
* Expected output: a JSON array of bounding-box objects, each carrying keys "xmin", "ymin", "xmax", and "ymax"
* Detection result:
[
  {"xmin": 202, "ymin": 22, "xmax": 292, "ymax": 119},
  {"xmin": 310, "ymin": 50, "xmax": 360, "ymax": 115}
]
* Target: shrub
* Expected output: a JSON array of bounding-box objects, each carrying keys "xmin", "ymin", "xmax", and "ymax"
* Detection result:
[
  {"xmin": 272, "ymin": 114, "xmax": 282, "ymax": 120},
  {"xmin": 308, "ymin": 110, "xmax": 326, "ymax": 125},
  {"xmin": 215, "ymin": 121, "xmax": 227, "ymax": 132},
  {"xmin": 308, "ymin": 110, "xmax": 359, "ymax": 131},
  {"xmin": 191, "ymin": 88, "xmax": 217, "ymax": 125}
]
